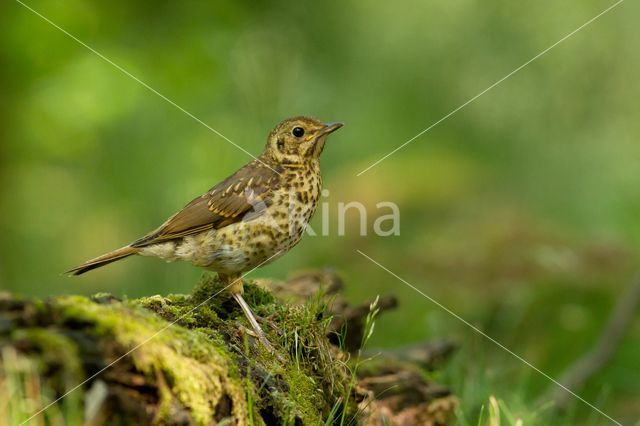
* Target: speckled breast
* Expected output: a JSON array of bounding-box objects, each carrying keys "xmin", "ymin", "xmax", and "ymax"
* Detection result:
[
  {"xmin": 140, "ymin": 164, "xmax": 323, "ymax": 274},
  {"xmin": 200, "ymin": 164, "xmax": 322, "ymax": 274}
]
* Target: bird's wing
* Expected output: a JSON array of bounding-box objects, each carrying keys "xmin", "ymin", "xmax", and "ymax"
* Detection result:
[{"xmin": 131, "ymin": 162, "xmax": 281, "ymax": 247}]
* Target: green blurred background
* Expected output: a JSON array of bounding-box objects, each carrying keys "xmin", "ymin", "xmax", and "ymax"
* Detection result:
[{"xmin": 1, "ymin": 0, "xmax": 639, "ymax": 424}]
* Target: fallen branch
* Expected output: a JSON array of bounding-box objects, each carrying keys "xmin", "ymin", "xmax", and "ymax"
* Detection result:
[{"xmin": 1, "ymin": 270, "xmax": 457, "ymax": 425}]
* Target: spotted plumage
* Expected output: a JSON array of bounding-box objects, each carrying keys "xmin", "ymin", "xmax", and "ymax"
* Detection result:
[
  {"xmin": 68, "ymin": 116, "xmax": 343, "ymax": 352},
  {"xmin": 134, "ymin": 159, "xmax": 322, "ymax": 274}
]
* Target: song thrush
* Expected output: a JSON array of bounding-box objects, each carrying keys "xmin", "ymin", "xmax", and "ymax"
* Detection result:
[{"xmin": 68, "ymin": 116, "xmax": 343, "ymax": 352}]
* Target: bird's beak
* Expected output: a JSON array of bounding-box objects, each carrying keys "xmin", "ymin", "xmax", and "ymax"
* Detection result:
[{"xmin": 319, "ymin": 122, "xmax": 344, "ymax": 135}]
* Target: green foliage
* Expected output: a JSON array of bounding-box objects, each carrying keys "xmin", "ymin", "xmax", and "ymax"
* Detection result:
[
  {"xmin": 339, "ymin": 295, "xmax": 380, "ymax": 425},
  {"xmin": 1, "ymin": 0, "xmax": 639, "ymax": 423}
]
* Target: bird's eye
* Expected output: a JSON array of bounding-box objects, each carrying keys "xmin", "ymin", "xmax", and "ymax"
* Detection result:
[{"xmin": 292, "ymin": 127, "xmax": 305, "ymax": 137}]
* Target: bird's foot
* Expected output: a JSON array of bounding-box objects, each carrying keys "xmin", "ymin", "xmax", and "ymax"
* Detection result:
[
  {"xmin": 257, "ymin": 315, "xmax": 284, "ymax": 335},
  {"xmin": 232, "ymin": 292, "xmax": 284, "ymax": 362}
]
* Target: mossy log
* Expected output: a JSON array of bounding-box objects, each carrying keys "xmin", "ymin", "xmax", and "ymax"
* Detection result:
[{"xmin": 0, "ymin": 270, "xmax": 457, "ymax": 425}]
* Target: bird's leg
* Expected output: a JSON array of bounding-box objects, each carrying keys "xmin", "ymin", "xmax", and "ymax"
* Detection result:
[
  {"xmin": 223, "ymin": 273, "xmax": 276, "ymax": 354},
  {"xmin": 233, "ymin": 292, "xmax": 277, "ymax": 353}
]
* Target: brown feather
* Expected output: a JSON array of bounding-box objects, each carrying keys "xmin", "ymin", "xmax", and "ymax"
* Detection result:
[
  {"xmin": 131, "ymin": 159, "xmax": 281, "ymax": 248},
  {"xmin": 67, "ymin": 245, "xmax": 138, "ymax": 276}
]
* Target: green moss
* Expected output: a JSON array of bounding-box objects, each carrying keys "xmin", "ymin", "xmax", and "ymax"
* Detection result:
[
  {"xmin": 243, "ymin": 291, "xmax": 349, "ymax": 423},
  {"xmin": 11, "ymin": 328, "xmax": 83, "ymax": 382},
  {"xmin": 1, "ymin": 274, "xmax": 359, "ymax": 424},
  {"xmin": 54, "ymin": 294, "xmax": 247, "ymax": 424}
]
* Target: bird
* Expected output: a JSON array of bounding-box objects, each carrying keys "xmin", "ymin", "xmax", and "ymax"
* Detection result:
[{"xmin": 67, "ymin": 116, "xmax": 343, "ymax": 352}]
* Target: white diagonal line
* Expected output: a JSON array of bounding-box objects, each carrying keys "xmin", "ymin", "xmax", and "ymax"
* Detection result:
[
  {"xmin": 19, "ymin": 250, "xmax": 282, "ymax": 425},
  {"xmin": 356, "ymin": 249, "xmax": 622, "ymax": 426},
  {"xmin": 14, "ymin": 0, "xmax": 281, "ymax": 175},
  {"xmin": 356, "ymin": 0, "xmax": 624, "ymax": 176}
]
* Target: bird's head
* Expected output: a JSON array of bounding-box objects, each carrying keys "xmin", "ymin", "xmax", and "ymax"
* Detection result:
[{"xmin": 264, "ymin": 116, "xmax": 343, "ymax": 164}]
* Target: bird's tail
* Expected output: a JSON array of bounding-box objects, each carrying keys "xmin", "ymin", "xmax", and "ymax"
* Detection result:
[{"xmin": 67, "ymin": 245, "xmax": 139, "ymax": 276}]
